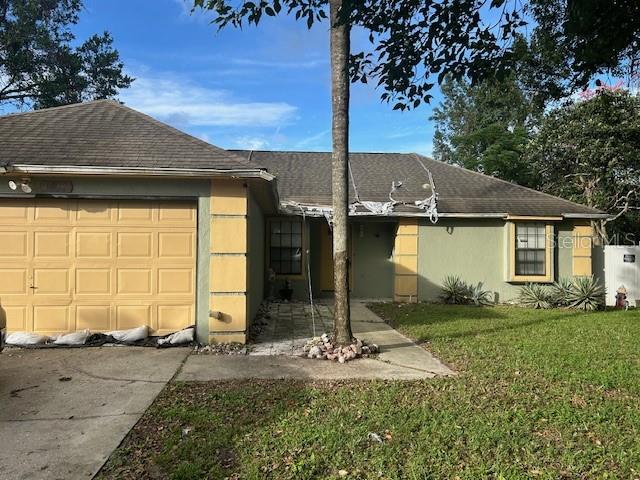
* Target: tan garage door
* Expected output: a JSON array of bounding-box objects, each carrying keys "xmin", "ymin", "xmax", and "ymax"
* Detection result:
[{"xmin": 0, "ymin": 198, "xmax": 196, "ymax": 335}]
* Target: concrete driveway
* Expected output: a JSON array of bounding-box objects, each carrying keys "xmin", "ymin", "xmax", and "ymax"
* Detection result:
[{"xmin": 0, "ymin": 347, "xmax": 189, "ymax": 480}]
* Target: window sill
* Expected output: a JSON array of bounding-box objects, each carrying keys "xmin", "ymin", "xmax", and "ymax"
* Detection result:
[{"xmin": 507, "ymin": 275, "xmax": 553, "ymax": 284}]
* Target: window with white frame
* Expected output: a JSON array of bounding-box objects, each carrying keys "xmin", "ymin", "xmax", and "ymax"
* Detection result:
[
  {"xmin": 269, "ymin": 219, "xmax": 303, "ymax": 275},
  {"xmin": 515, "ymin": 222, "xmax": 547, "ymax": 276}
]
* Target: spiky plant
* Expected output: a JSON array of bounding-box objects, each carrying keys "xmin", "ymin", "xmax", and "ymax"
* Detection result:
[
  {"xmin": 519, "ymin": 283, "xmax": 551, "ymax": 309},
  {"xmin": 550, "ymin": 277, "xmax": 574, "ymax": 307},
  {"xmin": 441, "ymin": 276, "xmax": 469, "ymax": 304},
  {"xmin": 567, "ymin": 276, "xmax": 605, "ymax": 311},
  {"xmin": 468, "ymin": 282, "xmax": 493, "ymax": 306}
]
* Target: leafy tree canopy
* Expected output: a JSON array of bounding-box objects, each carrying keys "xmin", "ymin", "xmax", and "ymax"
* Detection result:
[
  {"xmin": 0, "ymin": 0, "xmax": 133, "ymax": 108},
  {"xmin": 526, "ymin": 89, "xmax": 640, "ymax": 240},
  {"xmin": 194, "ymin": 0, "xmax": 528, "ymax": 110}
]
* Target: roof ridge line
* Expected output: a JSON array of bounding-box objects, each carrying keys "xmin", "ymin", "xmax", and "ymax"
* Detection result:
[{"xmin": 0, "ymin": 99, "xmax": 116, "ymax": 119}]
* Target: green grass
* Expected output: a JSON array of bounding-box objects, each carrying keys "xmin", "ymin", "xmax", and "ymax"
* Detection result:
[{"xmin": 98, "ymin": 305, "xmax": 640, "ymax": 480}]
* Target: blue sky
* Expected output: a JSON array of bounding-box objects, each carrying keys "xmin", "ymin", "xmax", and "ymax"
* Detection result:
[{"xmin": 72, "ymin": 0, "xmax": 439, "ymax": 155}]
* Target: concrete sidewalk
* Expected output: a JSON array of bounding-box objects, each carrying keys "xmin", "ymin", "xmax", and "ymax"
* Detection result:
[
  {"xmin": 0, "ymin": 347, "xmax": 189, "ymax": 480},
  {"xmin": 183, "ymin": 301, "xmax": 453, "ymax": 380}
]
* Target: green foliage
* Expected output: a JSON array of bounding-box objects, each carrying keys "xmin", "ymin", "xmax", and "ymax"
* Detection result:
[
  {"xmin": 440, "ymin": 275, "xmax": 468, "ymax": 305},
  {"xmin": 0, "ymin": 0, "xmax": 132, "ymax": 108},
  {"xmin": 467, "ymin": 282, "xmax": 493, "ymax": 306},
  {"xmin": 431, "ymin": 71, "xmax": 540, "ymax": 187},
  {"xmin": 526, "ymin": 90, "xmax": 640, "ymax": 240},
  {"xmin": 520, "ymin": 277, "xmax": 606, "ymax": 311},
  {"xmin": 549, "ymin": 277, "xmax": 574, "ymax": 307},
  {"xmin": 518, "ymin": 283, "xmax": 551, "ymax": 309},
  {"xmin": 440, "ymin": 276, "xmax": 492, "ymax": 306},
  {"xmin": 567, "ymin": 276, "xmax": 606, "ymax": 311}
]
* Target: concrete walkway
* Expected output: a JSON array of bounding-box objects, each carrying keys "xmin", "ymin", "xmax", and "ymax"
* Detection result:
[{"xmin": 181, "ymin": 301, "xmax": 453, "ymax": 380}]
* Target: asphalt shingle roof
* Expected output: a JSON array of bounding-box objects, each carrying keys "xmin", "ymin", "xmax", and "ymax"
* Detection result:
[
  {"xmin": 0, "ymin": 100, "xmax": 266, "ymax": 173},
  {"xmin": 232, "ymin": 150, "xmax": 604, "ymax": 217}
]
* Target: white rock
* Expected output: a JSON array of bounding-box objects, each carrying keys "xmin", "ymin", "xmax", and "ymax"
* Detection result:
[{"xmin": 308, "ymin": 346, "xmax": 321, "ymax": 358}]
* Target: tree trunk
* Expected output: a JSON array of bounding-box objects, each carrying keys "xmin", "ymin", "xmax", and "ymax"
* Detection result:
[{"xmin": 329, "ymin": 0, "xmax": 353, "ymax": 345}]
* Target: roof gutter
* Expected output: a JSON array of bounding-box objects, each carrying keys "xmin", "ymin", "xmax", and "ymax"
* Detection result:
[
  {"xmin": 2, "ymin": 164, "xmax": 275, "ymax": 181},
  {"xmin": 562, "ymin": 212, "xmax": 611, "ymax": 220},
  {"xmin": 277, "ymin": 202, "xmax": 609, "ymax": 220}
]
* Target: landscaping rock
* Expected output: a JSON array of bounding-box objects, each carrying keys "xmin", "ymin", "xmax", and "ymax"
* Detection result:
[{"xmin": 301, "ymin": 334, "xmax": 380, "ymax": 363}]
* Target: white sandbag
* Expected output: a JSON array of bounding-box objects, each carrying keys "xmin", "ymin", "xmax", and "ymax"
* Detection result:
[
  {"xmin": 106, "ymin": 325, "xmax": 148, "ymax": 342},
  {"xmin": 6, "ymin": 331, "xmax": 50, "ymax": 345},
  {"xmin": 157, "ymin": 327, "xmax": 195, "ymax": 345},
  {"xmin": 53, "ymin": 329, "xmax": 90, "ymax": 345}
]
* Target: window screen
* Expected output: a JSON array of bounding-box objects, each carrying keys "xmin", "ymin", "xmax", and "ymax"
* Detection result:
[
  {"xmin": 269, "ymin": 219, "xmax": 303, "ymax": 275},
  {"xmin": 515, "ymin": 223, "xmax": 547, "ymax": 276}
]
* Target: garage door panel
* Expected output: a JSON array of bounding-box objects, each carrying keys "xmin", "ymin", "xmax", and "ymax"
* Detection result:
[
  {"xmin": 1, "ymin": 198, "xmax": 196, "ymax": 334},
  {"xmin": 76, "ymin": 232, "xmax": 112, "ymax": 258},
  {"xmin": 34, "ymin": 200, "xmax": 72, "ymax": 222},
  {"xmin": 0, "ymin": 232, "xmax": 28, "ymax": 257},
  {"xmin": 158, "ymin": 305, "xmax": 192, "ymax": 332},
  {"xmin": 117, "ymin": 268, "xmax": 153, "ymax": 295},
  {"xmin": 33, "ymin": 305, "xmax": 70, "ymax": 332},
  {"xmin": 158, "ymin": 202, "xmax": 196, "ymax": 224},
  {"xmin": 76, "ymin": 200, "xmax": 114, "ymax": 222},
  {"xmin": 158, "ymin": 268, "xmax": 194, "ymax": 295},
  {"xmin": 159, "ymin": 232, "xmax": 194, "ymax": 257},
  {"xmin": 0, "ymin": 268, "xmax": 27, "ymax": 294},
  {"xmin": 117, "ymin": 201, "xmax": 154, "ymax": 223},
  {"xmin": 76, "ymin": 269, "xmax": 111, "ymax": 295},
  {"xmin": 0, "ymin": 201, "xmax": 29, "ymax": 223},
  {"xmin": 3, "ymin": 306, "xmax": 27, "ymax": 331},
  {"xmin": 117, "ymin": 232, "xmax": 153, "ymax": 258},
  {"xmin": 34, "ymin": 269, "xmax": 71, "ymax": 295},
  {"xmin": 76, "ymin": 305, "xmax": 111, "ymax": 331},
  {"xmin": 116, "ymin": 305, "xmax": 152, "ymax": 330},
  {"xmin": 34, "ymin": 232, "xmax": 70, "ymax": 257}
]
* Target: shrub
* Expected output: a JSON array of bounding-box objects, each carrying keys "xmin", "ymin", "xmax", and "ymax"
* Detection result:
[
  {"xmin": 467, "ymin": 282, "xmax": 493, "ymax": 306},
  {"xmin": 550, "ymin": 277, "xmax": 573, "ymax": 307},
  {"xmin": 519, "ymin": 283, "xmax": 551, "ymax": 309},
  {"xmin": 567, "ymin": 276, "xmax": 605, "ymax": 311},
  {"xmin": 441, "ymin": 276, "xmax": 468, "ymax": 304}
]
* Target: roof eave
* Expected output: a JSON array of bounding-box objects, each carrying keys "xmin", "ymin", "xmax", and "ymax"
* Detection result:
[{"xmin": 3, "ymin": 164, "xmax": 275, "ymax": 181}]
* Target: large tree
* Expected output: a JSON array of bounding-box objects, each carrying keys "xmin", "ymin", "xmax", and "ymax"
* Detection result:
[
  {"xmin": 431, "ymin": 73, "xmax": 539, "ymax": 188},
  {"xmin": 526, "ymin": 89, "xmax": 640, "ymax": 241},
  {"xmin": 0, "ymin": 0, "xmax": 132, "ymax": 108},
  {"xmin": 194, "ymin": 0, "xmax": 527, "ymax": 344}
]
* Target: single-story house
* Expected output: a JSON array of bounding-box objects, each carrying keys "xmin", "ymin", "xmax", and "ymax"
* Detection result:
[{"xmin": 0, "ymin": 100, "xmax": 607, "ymax": 344}]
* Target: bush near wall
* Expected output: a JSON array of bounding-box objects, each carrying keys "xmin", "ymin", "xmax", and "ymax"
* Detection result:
[{"xmin": 519, "ymin": 276, "xmax": 605, "ymax": 311}]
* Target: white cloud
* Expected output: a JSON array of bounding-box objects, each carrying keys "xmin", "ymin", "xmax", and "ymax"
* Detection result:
[
  {"xmin": 294, "ymin": 129, "xmax": 330, "ymax": 150},
  {"xmin": 120, "ymin": 73, "xmax": 297, "ymax": 128},
  {"xmin": 399, "ymin": 141, "xmax": 434, "ymax": 157},
  {"xmin": 234, "ymin": 136, "xmax": 271, "ymax": 150},
  {"xmin": 232, "ymin": 58, "xmax": 327, "ymax": 69}
]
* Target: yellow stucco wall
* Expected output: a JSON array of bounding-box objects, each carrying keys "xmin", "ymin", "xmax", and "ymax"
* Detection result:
[
  {"xmin": 209, "ymin": 179, "xmax": 249, "ymax": 343},
  {"xmin": 394, "ymin": 219, "xmax": 419, "ymax": 303},
  {"xmin": 572, "ymin": 223, "xmax": 594, "ymax": 276}
]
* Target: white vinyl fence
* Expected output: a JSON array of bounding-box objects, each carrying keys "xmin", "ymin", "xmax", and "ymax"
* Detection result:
[{"xmin": 604, "ymin": 245, "xmax": 640, "ymax": 307}]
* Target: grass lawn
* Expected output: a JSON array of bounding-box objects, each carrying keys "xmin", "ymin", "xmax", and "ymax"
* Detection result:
[{"xmin": 98, "ymin": 305, "xmax": 640, "ymax": 480}]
